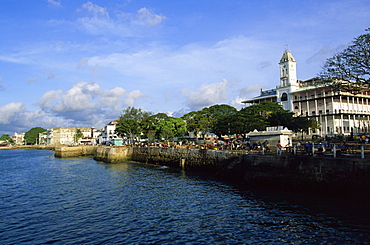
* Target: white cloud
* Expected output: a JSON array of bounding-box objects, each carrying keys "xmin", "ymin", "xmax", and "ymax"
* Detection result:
[
  {"xmin": 0, "ymin": 102, "xmax": 72, "ymax": 135},
  {"xmin": 38, "ymin": 89, "xmax": 64, "ymax": 110},
  {"xmin": 39, "ymin": 82, "xmax": 109, "ymax": 112},
  {"xmin": 36, "ymin": 82, "xmax": 146, "ymax": 127},
  {"xmin": 80, "ymin": 1, "xmax": 109, "ymax": 18},
  {"xmin": 229, "ymin": 96, "xmax": 247, "ymax": 110},
  {"xmin": 0, "ymin": 82, "xmax": 148, "ymax": 135},
  {"xmin": 75, "ymin": 3, "xmax": 165, "ymax": 36},
  {"xmin": 47, "ymin": 0, "xmax": 62, "ymax": 8},
  {"xmin": 135, "ymin": 8, "xmax": 166, "ymax": 26},
  {"xmin": 182, "ymin": 79, "xmax": 229, "ymax": 110},
  {"xmin": 0, "ymin": 77, "xmax": 5, "ymax": 91},
  {"xmin": 0, "ymin": 102, "xmax": 25, "ymax": 124},
  {"xmin": 237, "ymin": 84, "xmax": 264, "ymax": 98},
  {"xmin": 125, "ymin": 90, "xmax": 146, "ymax": 107}
]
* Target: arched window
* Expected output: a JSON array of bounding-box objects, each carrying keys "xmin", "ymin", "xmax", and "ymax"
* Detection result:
[{"xmin": 281, "ymin": 93, "xmax": 288, "ymax": 101}]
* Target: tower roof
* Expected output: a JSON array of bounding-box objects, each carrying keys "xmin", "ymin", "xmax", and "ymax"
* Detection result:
[{"xmin": 280, "ymin": 50, "xmax": 296, "ymax": 63}]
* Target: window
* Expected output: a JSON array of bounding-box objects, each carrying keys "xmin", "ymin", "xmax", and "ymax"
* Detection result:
[{"xmin": 281, "ymin": 93, "xmax": 288, "ymax": 101}]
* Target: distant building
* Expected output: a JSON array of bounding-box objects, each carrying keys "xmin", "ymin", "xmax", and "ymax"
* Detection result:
[
  {"xmin": 247, "ymin": 126, "xmax": 293, "ymax": 148},
  {"xmin": 98, "ymin": 120, "xmax": 123, "ymax": 145},
  {"xmin": 12, "ymin": 132, "xmax": 25, "ymax": 145},
  {"xmin": 242, "ymin": 50, "xmax": 370, "ymax": 136},
  {"xmin": 42, "ymin": 127, "xmax": 96, "ymax": 145},
  {"xmin": 38, "ymin": 131, "xmax": 48, "ymax": 145}
]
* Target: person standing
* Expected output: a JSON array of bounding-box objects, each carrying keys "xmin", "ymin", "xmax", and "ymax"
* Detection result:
[
  {"xmin": 262, "ymin": 140, "xmax": 270, "ymax": 153},
  {"xmin": 277, "ymin": 141, "xmax": 283, "ymax": 155}
]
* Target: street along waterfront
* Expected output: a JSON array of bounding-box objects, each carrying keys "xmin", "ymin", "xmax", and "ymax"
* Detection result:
[{"xmin": 1, "ymin": 149, "xmax": 370, "ymax": 244}]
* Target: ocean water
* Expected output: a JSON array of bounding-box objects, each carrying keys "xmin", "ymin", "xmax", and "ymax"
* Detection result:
[{"xmin": 1, "ymin": 149, "xmax": 369, "ymax": 244}]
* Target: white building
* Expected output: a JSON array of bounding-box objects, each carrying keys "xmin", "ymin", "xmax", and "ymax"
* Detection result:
[
  {"xmin": 242, "ymin": 50, "xmax": 370, "ymax": 136},
  {"xmin": 98, "ymin": 120, "xmax": 123, "ymax": 145},
  {"xmin": 42, "ymin": 127, "xmax": 96, "ymax": 145},
  {"xmin": 248, "ymin": 126, "xmax": 293, "ymax": 148},
  {"xmin": 12, "ymin": 132, "xmax": 25, "ymax": 145}
]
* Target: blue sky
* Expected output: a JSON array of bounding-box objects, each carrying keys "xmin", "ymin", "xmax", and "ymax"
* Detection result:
[{"xmin": 0, "ymin": 0, "xmax": 369, "ymax": 135}]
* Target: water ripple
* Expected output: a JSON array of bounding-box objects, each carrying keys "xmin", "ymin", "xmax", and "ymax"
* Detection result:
[{"xmin": 1, "ymin": 150, "xmax": 369, "ymax": 244}]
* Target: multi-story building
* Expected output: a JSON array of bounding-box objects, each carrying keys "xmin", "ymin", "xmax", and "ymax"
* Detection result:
[
  {"xmin": 242, "ymin": 50, "xmax": 370, "ymax": 136},
  {"xmin": 98, "ymin": 120, "xmax": 123, "ymax": 145},
  {"xmin": 43, "ymin": 127, "xmax": 96, "ymax": 145},
  {"xmin": 12, "ymin": 132, "xmax": 25, "ymax": 145}
]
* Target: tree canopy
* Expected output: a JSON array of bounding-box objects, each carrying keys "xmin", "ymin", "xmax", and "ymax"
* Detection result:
[
  {"xmin": 24, "ymin": 127, "xmax": 46, "ymax": 144},
  {"xmin": 182, "ymin": 104, "xmax": 237, "ymax": 138},
  {"xmin": 319, "ymin": 28, "xmax": 370, "ymax": 93},
  {"xmin": 115, "ymin": 102, "xmax": 319, "ymax": 142},
  {"xmin": 74, "ymin": 129, "xmax": 84, "ymax": 143},
  {"xmin": 115, "ymin": 107, "xmax": 153, "ymax": 141},
  {"xmin": 0, "ymin": 134, "xmax": 13, "ymax": 143}
]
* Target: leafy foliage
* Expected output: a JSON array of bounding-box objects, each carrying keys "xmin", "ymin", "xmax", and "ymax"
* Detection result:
[
  {"xmin": 116, "ymin": 102, "xmax": 319, "ymax": 142},
  {"xmin": 291, "ymin": 117, "xmax": 320, "ymax": 134},
  {"xmin": 74, "ymin": 129, "xmax": 84, "ymax": 143},
  {"xmin": 155, "ymin": 116, "xmax": 187, "ymax": 140},
  {"xmin": 24, "ymin": 127, "xmax": 46, "ymax": 144},
  {"xmin": 119, "ymin": 107, "xmax": 152, "ymax": 120},
  {"xmin": 319, "ymin": 28, "xmax": 370, "ymax": 94},
  {"xmin": 182, "ymin": 104, "xmax": 237, "ymax": 138},
  {"xmin": 115, "ymin": 107, "xmax": 152, "ymax": 140},
  {"xmin": 0, "ymin": 134, "xmax": 13, "ymax": 143},
  {"xmin": 141, "ymin": 113, "xmax": 187, "ymax": 140},
  {"xmin": 141, "ymin": 113, "xmax": 168, "ymax": 139}
]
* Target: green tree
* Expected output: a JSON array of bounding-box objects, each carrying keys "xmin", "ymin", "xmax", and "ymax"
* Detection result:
[
  {"xmin": 115, "ymin": 107, "xmax": 152, "ymax": 142},
  {"xmin": 319, "ymin": 28, "xmax": 370, "ymax": 94},
  {"xmin": 181, "ymin": 111, "xmax": 208, "ymax": 139},
  {"xmin": 155, "ymin": 116, "xmax": 187, "ymax": 140},
  {"xmin": 291, "ymin": 116, "xmax": 320, "ymax": 140},
  {"xmin": 246, "ymin": 101, "xmax": 287, "ymax": 117},
  {"xmin": 116, "ymin": 119, "xmax": 142, "ymax": 142},
  {"xmin": 119, "ymin": 106, "xmax": 152, "ymax": 120},
  {"xmin": 182, "ymin": 104, "xmax": 237, "ymax": 139},
  {"xmin": 267, "ymin": 111, "xmax": 295, "ymax": 128},
  {"xmin": 0, "ymin": 134, "xmax": 13, "ymax": 143},
  {"xmin": 213, "ymin": 102, "xmax": 293, "ymax": 137},
  {"xmin": 141, "ymin": 113, "xmax": 168, "ymax": 141},
  {"xmin": 74, "ymin": 129, "xmax": 84, "ymax": 143},
  {"xmin": 24, "ymin": 127, "xmax": 46, "ymax": 145},
  {"xmin": 231, "ymin": 108, "xmax": 267, "ymax": 135}
]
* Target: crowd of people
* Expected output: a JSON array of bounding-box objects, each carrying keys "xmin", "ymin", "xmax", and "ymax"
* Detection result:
[{"xmin": 112, "ymin": 135, "xmax": 370, "ymax": 157}]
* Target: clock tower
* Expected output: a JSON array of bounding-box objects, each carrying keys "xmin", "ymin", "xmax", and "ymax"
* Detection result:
[
  {"xmin": 276, "ymin": 50, "xmax": 298, "ymax": 111},
  {"xmin": 279, "ymin": 50, "xmax": 297, "ymax": 87}
]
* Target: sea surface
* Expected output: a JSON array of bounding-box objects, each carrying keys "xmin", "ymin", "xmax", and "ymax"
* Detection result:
[{"xmin": 1, "ymin": 149, "xmax": 369, "ymax": 244}]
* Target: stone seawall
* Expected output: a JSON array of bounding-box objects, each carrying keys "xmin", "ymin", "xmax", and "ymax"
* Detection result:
[
  {"xmin": 54, "ymin": 145, "xmax": 98, "ymax": 158},
  {"xmin": 54, "ymin": 145, "xmax": 370, "ymax": 200},
  {"xmin": 220, "ymin": 154, "xmax": 370, "ymax": 200},
  {"xmin": 130, "ymin": 147, "xmax": 242, "ymax": 171}
]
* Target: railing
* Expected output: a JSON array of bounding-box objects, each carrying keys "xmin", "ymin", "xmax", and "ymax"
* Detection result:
[{"xmin": 275, "ymin": 143, "xmax": 370, "ymax": 159}]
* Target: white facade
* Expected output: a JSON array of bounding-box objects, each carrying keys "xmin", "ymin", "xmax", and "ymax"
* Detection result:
[
  {"xmin": 42, "ymin": 127, "xmax": 95, "ymax": 145},
  {"xmin": 12, "ymin": 132, "xmax": 25, "ymax": 145},
  {"xmin": 98, "ymin": 120, "xmax": 123, "ymax": 145},
  {"xmin": 248, "ymin": 126, "xmax": 293, "ymax": 148},
  {"xmin": 276, "ymin": 50, "xmax": 299, "ymax": 112},
  {"xmin": 242, "ymin": 50, "xmax": 370, "ymax": 136}
]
